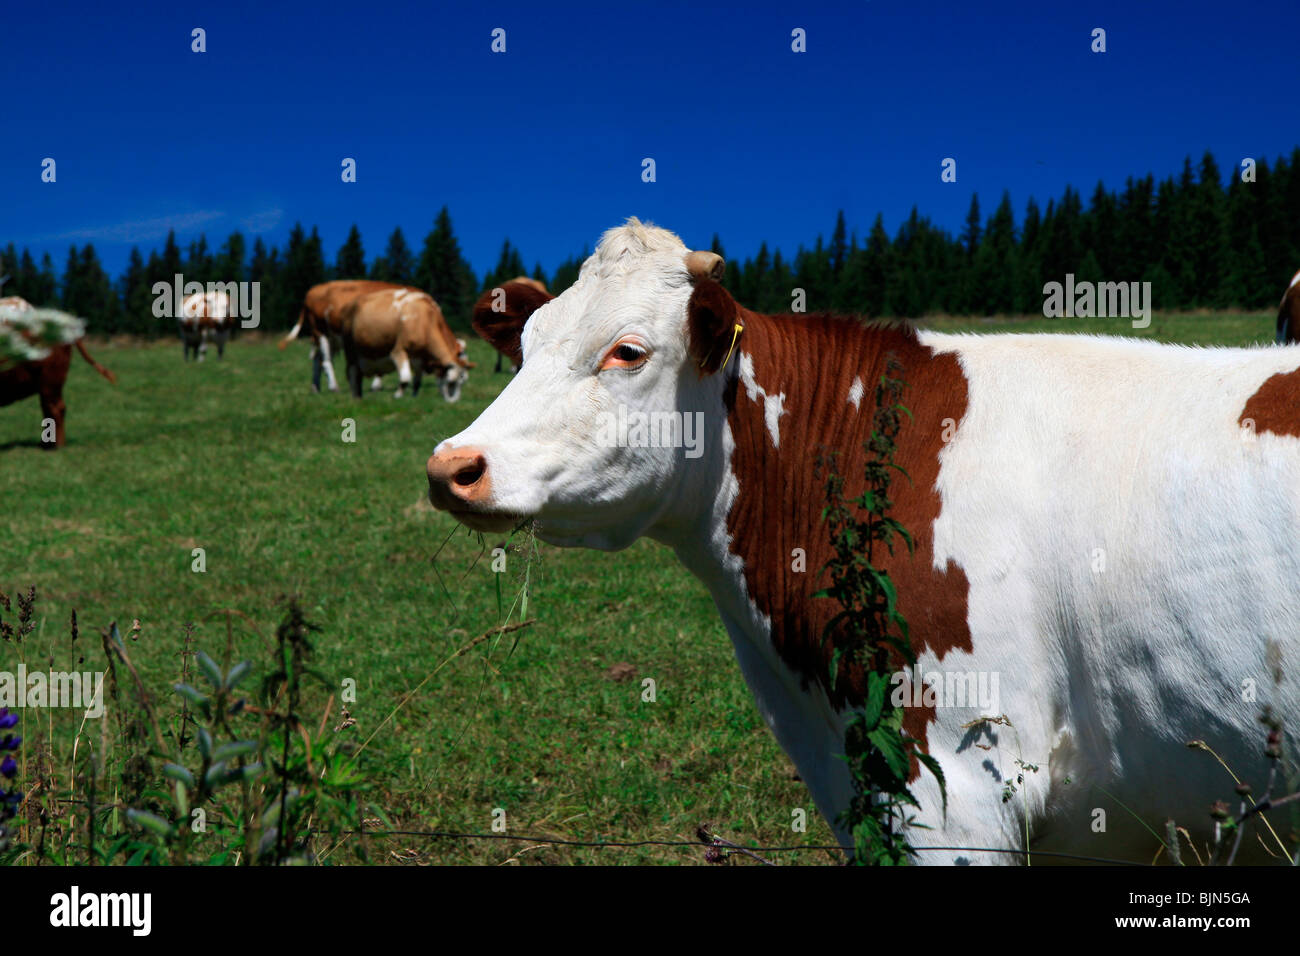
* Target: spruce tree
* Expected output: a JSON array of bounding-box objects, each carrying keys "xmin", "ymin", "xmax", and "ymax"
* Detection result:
[
  {"xmin": 550, "ymin": 250, "xmax": 586, "ymax": 295},
  {"xmin": 121, "ymin": 247, "xmax": 152, "ymax": 334},
  {"xmin": 217, "ymin": 231, "xmax": 247, "ymax": 283},
  {"xmin": 1017, "ymin": 197, "xmax": 1043, "ymax": 313},
  {"xmin": 415, "ymin": 207, "xmax": 474, "ymax": 327},
  {"xmin": 829, "ymin": 211, "xmax": 849, "ymax": 275},
  {"xmin": 371, "ymin": 227, "xmax": 415, "ymax": 284},
  {"xmin": 961, "ymin": 194, "xmax": 982, "ymax": 258},
  {"xmin": 485, "ymin": 239, "xmax": 526, "ymax": 290},
  {"xmin": 62, "ymin": 244, "xmax": 121, "ymax": 332},
  {"xmin": 336, "ymin": 225, "xmax": 366, "ymax": 279},
  {"xmin": 862, "ymin": 213, "xmax": 892, "ymax": 317},
  {"xmin": 161, "ymin": 230, "xmax": 183, "ymax": 281},
  {"xmin": 975, "ymin": 192, "xmax": 1017, "ymax": 314},
  {"xmin": 280, "ymin": 224, "xmax": 327, "ymax": 331}
]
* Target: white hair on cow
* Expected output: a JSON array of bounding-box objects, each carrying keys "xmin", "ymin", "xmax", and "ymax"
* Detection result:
[{"xmin": 583, "ymin": 217, "xmax": 692, "ymax": 283}]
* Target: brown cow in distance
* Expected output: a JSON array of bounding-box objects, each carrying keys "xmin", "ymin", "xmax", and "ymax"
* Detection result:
[
  {"xmin": 280, "ymin": 279, "xmax": 403, "ymax": 392},
  {"xmin": 339, "ymin": 287, "xmax": 471, "ymax": 401},
  {"xmin": 1276, "ymin": 270, "xmax": 1300, "ymax": 343},
  {"xmin": 0, "ymin": 297, "xmax": 116, "ymax": 449},
  {"xmin": 472, "ymin": 277, "xmax": 554, "ymax": 373}
]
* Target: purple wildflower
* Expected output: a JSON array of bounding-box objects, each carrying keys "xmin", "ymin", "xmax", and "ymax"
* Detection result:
[{"xmin": 0, "ymin": 708, "xmax": 22, "ymax": 850}]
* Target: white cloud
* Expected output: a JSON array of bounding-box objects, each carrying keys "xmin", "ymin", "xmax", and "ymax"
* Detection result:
[
  {"xmin": 32, "ymin": 210, "xmax": 227, "ymax": 244},
  {"xmin": 240, "ymin": 208, "xmax": 284, "ymax": 233}
]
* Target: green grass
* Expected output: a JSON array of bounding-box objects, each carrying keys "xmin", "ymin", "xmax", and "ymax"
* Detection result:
[
  {"xmin": 0, "ymin": 310, "xmax": 1274, "ymax": 864},
  {"xmin": 0, "ymin": 333, "xmax": 834, "ymax": 864}
]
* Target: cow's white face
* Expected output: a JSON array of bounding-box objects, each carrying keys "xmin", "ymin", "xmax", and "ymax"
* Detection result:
[{"xmin": 428, "ymin": 222, "xmax": 726, "ymax": 550}]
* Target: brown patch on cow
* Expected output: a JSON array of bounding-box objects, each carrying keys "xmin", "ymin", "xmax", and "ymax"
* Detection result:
[
  {"xmin": 1240, "ymin": 367, "xmax": 1300, "ymax": 438},
  {"xmin": 690, "ymin": 282, "xmax": 972, "ymax": 776},
  {"xmin": 0, "ymin": 337, "xmax": 115, "ymax": 448},
  {"xmin": 283, "ymin": 280, "xmax": 403, "ymax": 350},
  {"xmin": 472, "ymin": 280, "xmax": 555, "ymax": 368}
]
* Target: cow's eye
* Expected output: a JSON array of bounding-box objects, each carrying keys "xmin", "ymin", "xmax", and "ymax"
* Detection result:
[{"xmin": 601, "ymin": 341, "xmax": 650, "ymax": 371}]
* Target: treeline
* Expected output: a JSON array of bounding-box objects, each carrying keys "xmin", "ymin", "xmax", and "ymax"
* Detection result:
[
  {"xmin": 3, "ymin": 150, "xmax": 1299, "ymax": 336},
  {"xmin": 719, "ymin": 149, "xmax": 1300, "ymax": 318},
  {"xmin": 0, "ymin": 206, "xmax": 495, "ymax": 336}
]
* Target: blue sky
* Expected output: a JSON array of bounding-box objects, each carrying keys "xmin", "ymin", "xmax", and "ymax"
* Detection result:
[{"xmin": 3, "ymin": 0, "xmax": 1298, "ymax": 279}]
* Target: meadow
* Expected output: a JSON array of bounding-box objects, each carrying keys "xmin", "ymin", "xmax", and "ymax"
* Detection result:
[{"xmin": 0, "ymin": 309, "xmax": 1276, "ymax": 864}]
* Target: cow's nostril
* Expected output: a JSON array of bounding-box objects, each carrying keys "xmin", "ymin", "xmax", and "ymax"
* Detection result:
[
  {"xmin": 427, "ymin": 447, "xmax": 490, "ymax": 508},
  {"xmin": 453, "ymin": 457, "xmax": 486, "ymax": 487}
]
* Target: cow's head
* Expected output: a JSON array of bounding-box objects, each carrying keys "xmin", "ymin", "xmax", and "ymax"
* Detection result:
[
  {"xmin": 426, "ymin": 354, "xmax": 470, "ymax": 402},
  {"xmin": 427, "ymin": 219, "xmax": 737, "ymax": 550},
  {"xmin": 412, "ymin": 297, "xmax": 472, "ymax": 402},
  {"xmin": 471, "ymin": 279, "xmax": 555, "ymax": 370}
]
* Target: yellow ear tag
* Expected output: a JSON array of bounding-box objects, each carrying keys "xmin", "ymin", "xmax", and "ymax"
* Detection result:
[{"xmin": 701, "ymin": 322, "xmax": 744, "ymax": 369}]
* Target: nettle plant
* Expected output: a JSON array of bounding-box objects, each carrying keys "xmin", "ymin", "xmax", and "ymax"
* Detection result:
[
  {"xmin": 815, "ymin": 356, "xmax": 945, "ymax": 866},
  {"xmin": 0, "ymin": 594, "xmax": 369, "ymax": 866},
  {"xmin": 1184, "ymin": 704, "xmax": 1299, "ymax": 867}
]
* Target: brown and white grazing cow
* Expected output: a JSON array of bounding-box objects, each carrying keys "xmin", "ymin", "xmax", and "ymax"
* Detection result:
[
  {"xmin": 427, "ymin": 219, "xmax": 1300, "ymax": 864},
  {"xmin": 1276, "ymin": 269, "xmax": 1300, "ymax": 343},
  {"xmin": 0, "ymin": 297, "xmax": 116, "ymax": 448},
  {"xmin": 179, "ymin": 290, "xmax": 233, "ymax": 361},
  {"xmin": 280, "ymin": 279, "xmax": 405, "ymax": 392},
  {"xmin": 473, "ymin": 277, "xmax": 551, "ymax": 373},
  {"xmin": 339, "ymin": 286, "xmax": 470, "ymax": 400}
]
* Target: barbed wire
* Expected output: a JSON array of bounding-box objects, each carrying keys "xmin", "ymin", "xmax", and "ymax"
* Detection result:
[{"xmin": 321, "ymin": 827, "xmax": 1150, "ymax": 865}]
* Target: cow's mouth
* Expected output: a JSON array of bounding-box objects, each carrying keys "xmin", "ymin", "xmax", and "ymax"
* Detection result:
[
  {"xmin": 437, "ymin": 365, "xmax": 467, "ymax": 402},
  {"xmin": 440, "ymin": 374, "xmax": 464, "ymax": 403},
  {"xmin": 447, "ymin": 509, "xmax": 527, "ymax": 534}
]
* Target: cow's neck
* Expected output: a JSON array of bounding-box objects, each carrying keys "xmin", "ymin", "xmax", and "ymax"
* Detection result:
[{"xmin": 655, "ymin": 308, "xmax": 974, "ymax": 719}]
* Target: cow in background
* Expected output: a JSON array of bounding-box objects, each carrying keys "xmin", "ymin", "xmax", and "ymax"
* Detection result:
[
  {"xmin": 1276, "ymin": 269, "xmax": 1300, "ymax": 343},
  {"xmin": 179, "ymin": 290, "xmax": 233, "ymax": 361},
  {"xmin": 472, "ymin": 277, "xmax": 553, "ymax": 373},
  {"xmin": 1, "ymin": 296, "xmax": 116, "ymax": 448},
  {"xmin": 339, "ymin": 287, "xmax": 471, "ymax": 400},
  {"xmin": 280, "ymin": 279, "xmax": 403, "ymax": 392}
]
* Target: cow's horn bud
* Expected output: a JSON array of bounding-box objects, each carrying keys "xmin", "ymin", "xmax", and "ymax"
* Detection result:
[{"xmin": 685, "ymin": 250, "xmax": 725, "ymax": 282}]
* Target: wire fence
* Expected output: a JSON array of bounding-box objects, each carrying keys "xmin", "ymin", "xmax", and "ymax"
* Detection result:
[{"xmin": 319, "ymin": 825, "xmax": 1151, "ymax": 866}]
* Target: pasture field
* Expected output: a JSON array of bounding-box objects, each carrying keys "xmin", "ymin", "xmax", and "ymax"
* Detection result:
[{"xmin": 0, "ymin": 310, "xmax": 1274, "ymax": 865}]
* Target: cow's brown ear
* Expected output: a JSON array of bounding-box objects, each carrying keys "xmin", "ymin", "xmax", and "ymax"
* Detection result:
[
  {"xmin": 688, "ymin": 278, "xmax": 743, "ymax": 376},
  {"xmin": 685, "ymin": 250, "xmax": 726, "ymax": 283},
  {"xmin": 472, "ymin": 282, "xmax": 554, "ymax": 367}
]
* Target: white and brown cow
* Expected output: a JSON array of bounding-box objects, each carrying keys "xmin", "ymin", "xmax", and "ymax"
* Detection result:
[
  {"xmin": 179, "ymin": 290, "xmax": 233, "ymax": 361},
  {"xmin": 281, "ymin": 279, "xmax": 403, "ymax": 392},
  {"xmin": 339, "ymin": 286, "xmax": 470, "ymax": 401},
  {"xmin": 1, "ymin": 296, "xmax": 116, "ymax": 447},
  {"xmin": 473, "ymin": 276, "xmax": 551, "ymax": 373},
  {"xmin": 427, "ymin": 219, "xmax": 1300, "ymax": 864},
  {"xmin": 1276, "ymin": 269, "xmax": 1300, "ymax": 343}
]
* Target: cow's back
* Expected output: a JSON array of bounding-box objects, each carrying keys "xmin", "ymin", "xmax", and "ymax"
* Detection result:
[
  {"xmin": 344, "ymin": 292, "xmax": 402, "ymax": 355},
  {"xmin": 912, "ymin": 331, "xmax": 1300, "ymax": 860},
  {"xmin": 309, "ymin": 280, "xmax": 401, "ymax": 336}
]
